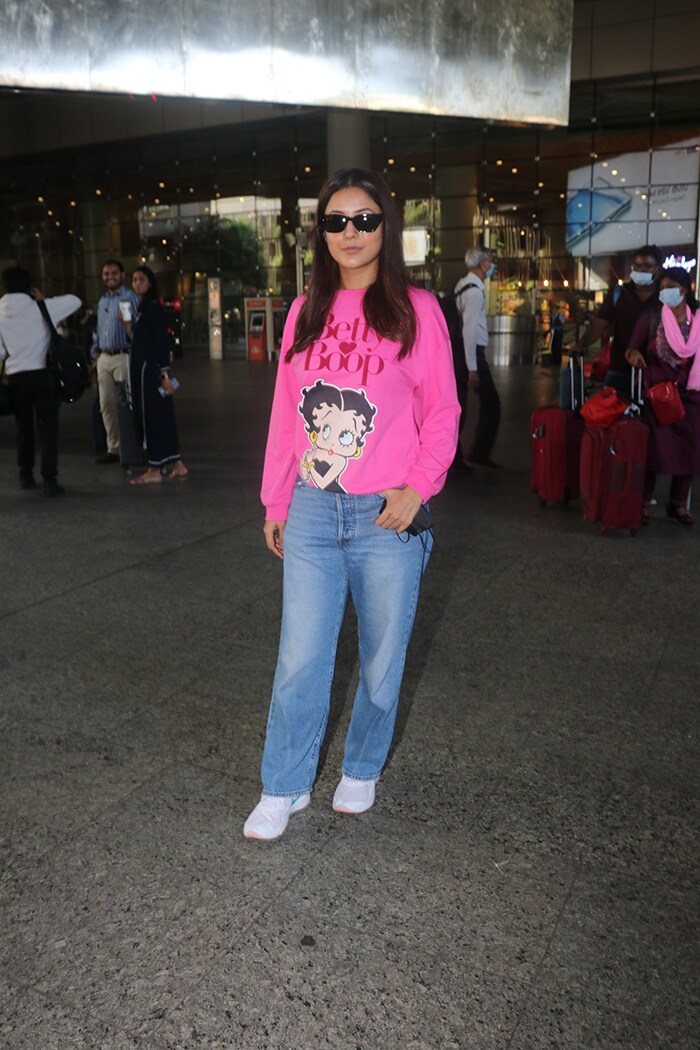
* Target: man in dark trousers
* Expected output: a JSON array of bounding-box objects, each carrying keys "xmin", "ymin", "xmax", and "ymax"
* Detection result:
[
  {"xmin": 455, "ymin": 246, "xmax": 502, "ymax": 468},
  {"xmin": 572, "ymin": 244, "xmax": 663, "ymax": 394},
  {"xmin": 0, "ymin": 267, "xmax": 81, "ymax": 495}
]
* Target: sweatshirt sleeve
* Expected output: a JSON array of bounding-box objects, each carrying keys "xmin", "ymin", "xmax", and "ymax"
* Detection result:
[
  {"xmin": 260, "ymin": 298, "xmax": 304, "ymax": 520},
  {"xmin": 45, "ymin": 295, "xmax": 82, "ymax": 326},
  {"xmin": 403, "ymin": 294, "xmax": 460, "ymax": 502}
]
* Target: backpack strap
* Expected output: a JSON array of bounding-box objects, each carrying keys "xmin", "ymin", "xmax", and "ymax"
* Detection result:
[
  {"xmin": 36, "ymin": 298, "xmax": 59, "ymax": 337},
  {"xmin": 454, "ymin": 281, "xmax": 480, "ymax": 313},
  {"xmin": 455, "ymin": 280, "xmax": 479, "ymax": 298}
]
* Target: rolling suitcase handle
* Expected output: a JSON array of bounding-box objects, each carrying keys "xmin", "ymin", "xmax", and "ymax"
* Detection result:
[
  {"xmin": 630, "ymin": 365, "xmax": 644, "ymax": 410},
  {"xmin": 570, "ymin": 351, "xmax": 586, "ymax": 413}
]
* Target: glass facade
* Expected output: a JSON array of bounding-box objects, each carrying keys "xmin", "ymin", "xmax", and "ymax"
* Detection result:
[{"xmin": 0, "ymin": 76, "xmax": 698, "ymax": 356}]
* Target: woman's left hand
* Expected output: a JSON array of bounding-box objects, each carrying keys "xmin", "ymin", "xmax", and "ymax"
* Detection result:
[
  {"xmin": 625, "ymin": 349, "xmax": 645, "ymax": 369},
  {"xmin": 375, "ymin": 486, "xmax": 423, "ymax": 533},
  {"xmin": 160, "ymin": 374, "xmax": 175, "ymax": 395}
]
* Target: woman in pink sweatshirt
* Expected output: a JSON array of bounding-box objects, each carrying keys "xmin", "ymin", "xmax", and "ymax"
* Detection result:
[{"xmin": 244, "ymin": 169, "xmax": 460, "ymax": 840}]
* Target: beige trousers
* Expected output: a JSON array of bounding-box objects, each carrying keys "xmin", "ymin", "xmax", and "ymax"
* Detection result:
[{"xmin": 96, "ymin": 352, "xmax": 129, "ymax": 455}]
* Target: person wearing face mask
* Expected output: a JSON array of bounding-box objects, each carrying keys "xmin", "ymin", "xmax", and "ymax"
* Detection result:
[
  {"xmin": 453, "ymin": 246, "xmax": 502, "ymax": 468},
  {"xmin": 625, "ymin": 267, "xmax": 700, "ymax": 526},
  {"xmin": 572, "ymin": 245, "xmax": 662, "ymax": 395}
]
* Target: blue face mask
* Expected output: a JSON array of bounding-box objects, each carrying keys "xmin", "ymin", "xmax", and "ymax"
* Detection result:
[
  {"xmin": 485, "ymin": 263, "xmax": 496, "ymax": 279},
  {"xmin": 659, "ymin": 287, "xmax": 684, "ymax": 308},
  {"xmin": 630, "ymin": 269, "xmax": 654, "ymax": 286}
]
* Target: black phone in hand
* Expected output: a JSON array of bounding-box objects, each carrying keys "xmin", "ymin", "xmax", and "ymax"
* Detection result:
[{"xmin": 378, "ymin": 498, "xmax": 431, "ymax": 536}]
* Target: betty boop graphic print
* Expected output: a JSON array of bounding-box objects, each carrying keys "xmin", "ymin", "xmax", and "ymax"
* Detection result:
[{"xmin": 298, "ymin": 380, "xmax": 377, "ymax": 493}]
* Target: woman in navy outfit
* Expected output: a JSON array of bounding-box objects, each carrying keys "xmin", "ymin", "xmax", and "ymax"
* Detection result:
[{"xmin": 127, "ymin": 266, "xmax": 187, "ymax": 484}]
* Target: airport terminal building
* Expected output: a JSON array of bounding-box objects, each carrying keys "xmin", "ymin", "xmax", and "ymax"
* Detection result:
[{"xmin": 0, "ymin": 1, "xmax": 698, "ymax": 358}]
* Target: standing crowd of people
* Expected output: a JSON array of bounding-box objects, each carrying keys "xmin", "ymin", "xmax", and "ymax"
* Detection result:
[
  {"xmin": 573, "ymin": 245, "xmax": 699, "ymax": 525},
  {"xmin": 0, "ymin": 259, "xmax": 187, "ymax": 492}
]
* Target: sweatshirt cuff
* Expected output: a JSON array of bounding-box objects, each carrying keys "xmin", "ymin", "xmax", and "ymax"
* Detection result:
[
  {"xmin": 264, "ymin": 504, "xmax": 290, "ymax": 522},
  {"xmin": 403, "ymin": 469, "xmax": 432, "ymax": 505}
]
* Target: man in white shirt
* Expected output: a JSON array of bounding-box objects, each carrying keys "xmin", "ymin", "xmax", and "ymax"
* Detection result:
[
  {"xmin": 0, "ymin": 266, "xmax": 81, "ymax": 495},
  {"xmin": 454, "ymin": 246, "xmax": 502, "ymax": 468}
]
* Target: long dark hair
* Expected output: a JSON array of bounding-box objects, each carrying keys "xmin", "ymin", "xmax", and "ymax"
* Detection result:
[
  {"xmin": 132, "ymin": 265, "xmax": 160, "ymax": 313},
  {"xmin": 287, "ymin": 168, "xmax": 417, "ymax": 361}
]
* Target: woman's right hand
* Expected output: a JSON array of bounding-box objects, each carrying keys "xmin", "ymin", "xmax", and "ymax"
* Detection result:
[
  {"xmin": 625, "ymin": 349, "xmax": 645, "ymax": 369},
  {"xmin": 264, "ymin": 520, "xmax": 286, "ymax": 559}
]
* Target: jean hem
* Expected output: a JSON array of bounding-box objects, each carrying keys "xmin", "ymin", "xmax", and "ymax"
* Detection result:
[
  {"xmin": 261, "ymin": 788, "xmax": 312, "ymax": 799},
  {"xmin": 341, "ymin": 770, "xmax": 380, "ymax": 783}
]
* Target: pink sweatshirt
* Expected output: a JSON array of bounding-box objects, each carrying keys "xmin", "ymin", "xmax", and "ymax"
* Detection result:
[{"xmin": 261, "ymin": 287, "xmax": 460, "ymax": 520}]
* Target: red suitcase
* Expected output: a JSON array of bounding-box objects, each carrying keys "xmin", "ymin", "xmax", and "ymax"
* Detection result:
[
  {"xmin": 579, "ymin": 370, "xmax": 649, "ymax": 534},
  {"xmin": 531, "ymin": 357, "xmax": 584, "ymax": 506}
]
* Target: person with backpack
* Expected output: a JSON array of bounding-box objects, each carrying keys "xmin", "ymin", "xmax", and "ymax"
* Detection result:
[
  {"xmin": 451, "ymin": 246, "xmax": 502, "ymax": 469},
  {"xmin": 0, "ymin": 267, "xmax": 81, "ymax": 496}
]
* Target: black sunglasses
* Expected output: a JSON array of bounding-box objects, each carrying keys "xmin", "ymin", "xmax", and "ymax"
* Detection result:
[{"xmin": 319, "ymin": 212, "xmax": 384, "ymax": 234}]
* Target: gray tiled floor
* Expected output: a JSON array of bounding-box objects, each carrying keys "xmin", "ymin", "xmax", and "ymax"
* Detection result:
[{"xmin": 1, "ymin": 357, "xmax": 698, "ymax": 1048}]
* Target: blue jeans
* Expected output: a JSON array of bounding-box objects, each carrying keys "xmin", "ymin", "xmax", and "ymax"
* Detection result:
[{"xmin": 260, "ymin": 482, "xmax": 432, "ymax": 796}]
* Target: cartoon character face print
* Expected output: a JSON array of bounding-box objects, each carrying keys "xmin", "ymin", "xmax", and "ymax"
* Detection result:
[
  {"xmin": 314, "ymin": 403, "xmax": 363, "ymax": 458},
  {"xmin": 298, "ymin": 380, "xmax": 377, "ymax": 492}
]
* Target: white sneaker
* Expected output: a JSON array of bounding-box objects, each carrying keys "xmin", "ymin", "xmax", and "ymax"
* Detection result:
[
  {"xmin": 243, "ymin": 793, "xmax": 310, "ymax": 840},
  {"xmin": 332, "ymin": 775, "xmax": 377, "ymax": 814}
]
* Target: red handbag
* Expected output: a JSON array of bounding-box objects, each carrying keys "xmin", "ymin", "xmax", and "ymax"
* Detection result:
[
  {"xmin": 646, "ymin": 379, "xmax": 685, "ymax": 425},
  {"xmin": 580, "ymin": 386, "xmax": 629, "ymax": 427},
  {"xmin": 591, "ymin": 342, "xmax": 611, "ymax": 382}
]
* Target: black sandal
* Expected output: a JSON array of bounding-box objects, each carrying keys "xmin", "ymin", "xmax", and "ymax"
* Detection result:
[{"xmin": 666, "ymin": 502, "xmax": 695, "ymax": 526}]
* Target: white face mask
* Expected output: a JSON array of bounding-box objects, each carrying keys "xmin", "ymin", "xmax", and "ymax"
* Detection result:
[
  {"xmin": 659, "ymin": 287, "xmax": 684, "ymax": 308},
  {"xmin": 630, "ymin": 269, "xmax": 654, "ymax": 286}
]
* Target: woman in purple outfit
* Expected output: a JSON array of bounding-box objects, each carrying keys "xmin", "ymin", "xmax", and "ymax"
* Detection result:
[{"xmin": 626, "ymin": 266, "xmax": 700, "ymax": 525}]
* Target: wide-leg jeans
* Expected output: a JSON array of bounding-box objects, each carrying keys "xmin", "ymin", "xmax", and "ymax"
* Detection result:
[{"xmin": 260, "ymin": 482, "xmax": 431, "ymax": 797}]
